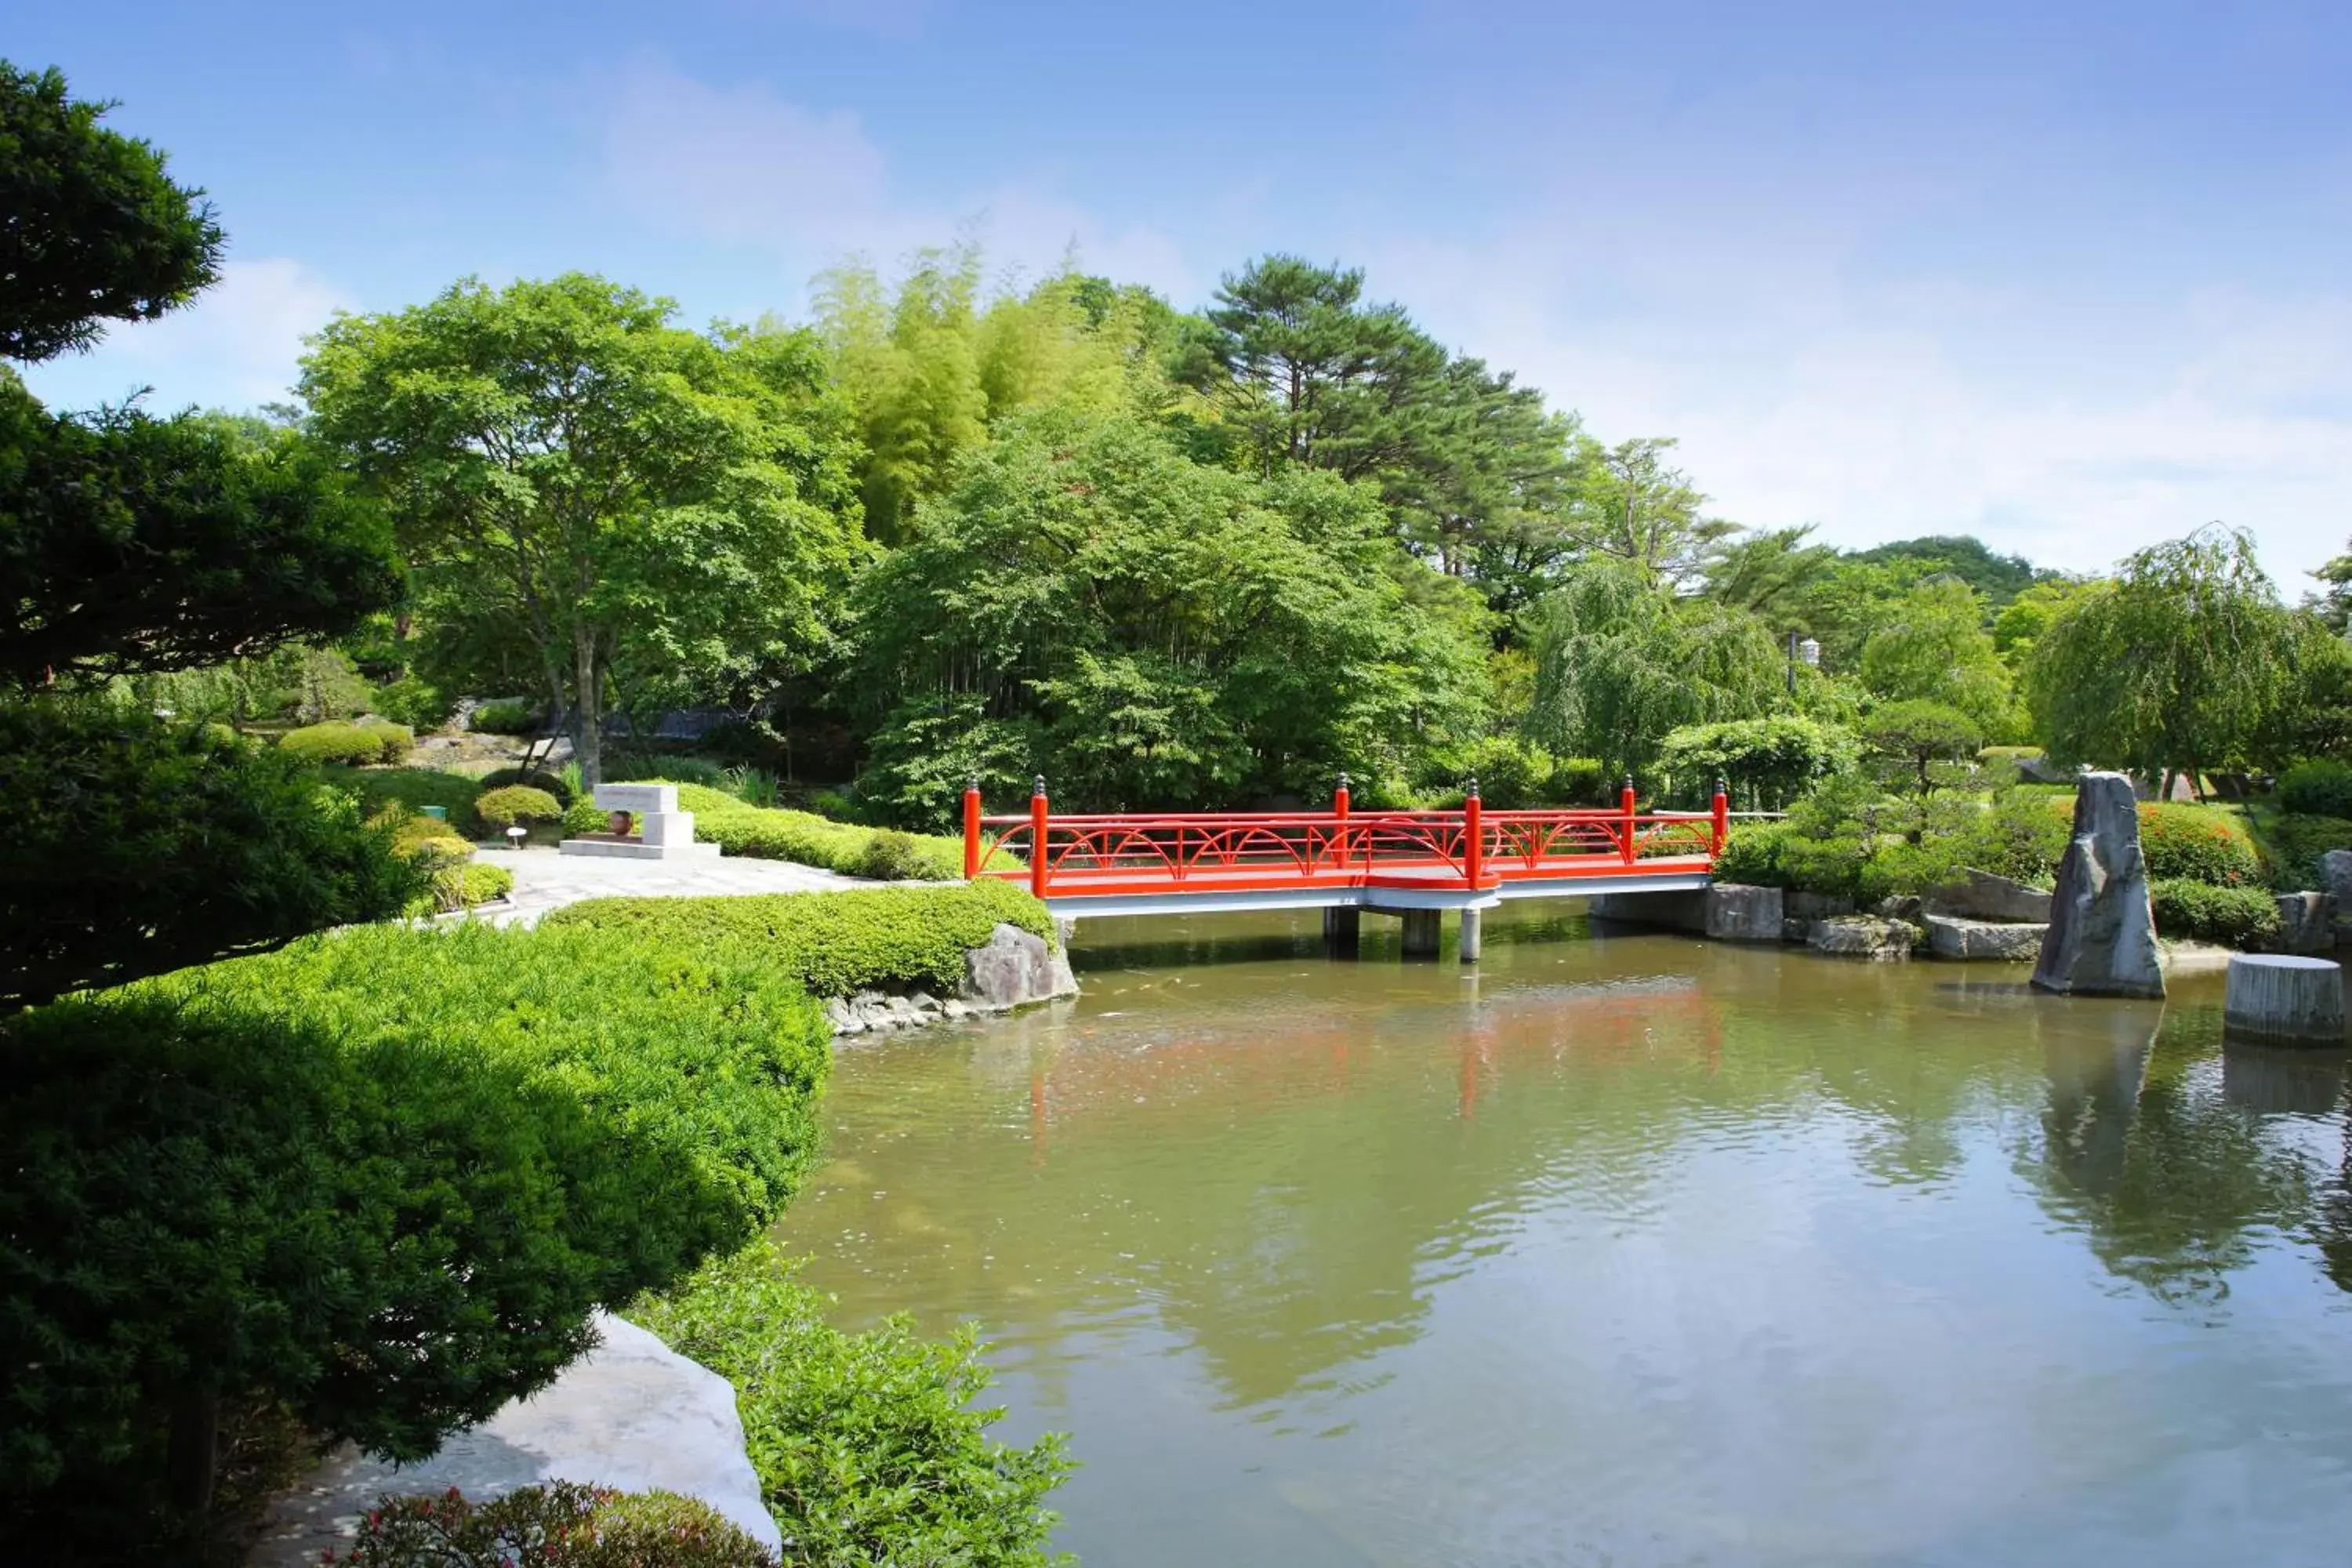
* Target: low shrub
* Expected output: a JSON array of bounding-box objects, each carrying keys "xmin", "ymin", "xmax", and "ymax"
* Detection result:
[
  {"xmin": 561, "ymin": 797, "xmax": 611, "ymax": 837},
  {"xmin": 855, "ymin": 829, "xmax": 931, "ymax": 882},
  {"xmin": 372, "ymin": 677, "xmax": 455, "ymax": 734},
  {"xmin": 477, "ymin": 765, "xmax": 575, "ymax": 806},
  {"xmin": 0, "ymin": 921, "xmax": 829, "ymax": 1555},
  {"xmin": 543, "ymin": 880, "xmax": 1054, "ymax": 998},
  {"xmin": 610, "ymin": 754, "xmax": 729, "ymax": 788},
  {"xmin": 633, "ymin": 1242, "xmax": 1072, "ymax": 1568},
  {"xmin": 1413, "ymin": 735, "xmax": 1561, "ymax": 809},
  {"xmin": 1959, "ymin": 789, "xmax": 2069, "ymax": 887},
  {"xmin": 2253, "ymin": 811, "xmax": 2352, "ymax": 891},
  {"xmin": 330, "ymin": 1481, "xmax": 776, "ymax": 1567},
  {"xmin": 469, "ymin": 699, "xmax": 539, "ymax": 735},
  {"xmin": 419, "ymin": 860, "xmax": 513, "ymax": 915},
  {"xmin": 1711, "ymin": 821, "xmax": 1794, "ymax": 887},
  {"xmin": 662, "ymin": 783, "xmax": 966, "ymax": 881},
  {"xmin": 474, "ymin": 785, "xmax": 564, "ymax": 832},
  {"xmin": 2149, "ymin": 878, "xmax": 2282, "ymax": 948},
  {"xmin": 279, "ymin": 719, "xmax": 412, "ymax": 766},
  {"xmin": 2134, "ymin": 802, "xmax": 2262, "ymax": 886},
  {"xmin": 2279, "ymin": 760, "xmax": 2352, "ymax": 821}
]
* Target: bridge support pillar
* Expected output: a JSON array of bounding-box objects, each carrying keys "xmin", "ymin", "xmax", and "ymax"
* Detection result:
[
  {"xmin": 1458, "ymin": 908, "xmax": 1483, "ymax": 964},
  {"xmin": 1323, "ymin": 906, "xmax": 1360, "ymax": 958},
  {"xmin": 1400, "ymin": 909, "xmax": 1443, "ymax": 960}
]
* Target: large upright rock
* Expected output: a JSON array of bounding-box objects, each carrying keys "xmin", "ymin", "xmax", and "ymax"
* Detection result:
[{"xmin": 2031, "ymin": 771, "xmax": 2164, "ymax": 999}]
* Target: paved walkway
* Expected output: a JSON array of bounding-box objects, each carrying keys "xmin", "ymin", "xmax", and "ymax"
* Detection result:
[{"xmin": 475, "ymin": 846, "xmax": 870, "ymax": 927}]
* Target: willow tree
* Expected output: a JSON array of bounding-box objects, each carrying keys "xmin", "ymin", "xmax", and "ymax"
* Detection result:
[
  {"xmin": 1525, "ymin": 557, "xmax": 1790, "ymax": 782},
  {"xmin": 302, "ymin": 274, "xmax": 864, "ymax": 786},
  {"xmin": 2026, "ymin": 525, "xmax": 2294, "ymax": 795}
]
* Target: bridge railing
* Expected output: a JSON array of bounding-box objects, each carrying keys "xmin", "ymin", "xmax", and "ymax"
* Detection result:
[{"xmin": 962, "ymin": 777, "xmax": 1729, "ymax": 900}]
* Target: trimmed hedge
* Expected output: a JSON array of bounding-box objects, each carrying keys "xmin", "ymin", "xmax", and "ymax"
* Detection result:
[
  {"xmin": 542, "ymin": 880, "xmax": 1054, "ymax": 998},
  {"xmin": 470, "ymin": 699, "xmax": 539, "ymax": 735},
  {"xmin": 2149, "ymin": 878, "xmax": 2281, "ymax": 948},
  {"xmin": 664, "ymin": 783, "xmax": 967, "ymax": 881},
  {"xmin": 478, "ymin": 765, "xmax": 575, "ymax": 806},
  {"xmin": 633, "ymin": 1242, "xmax": 1072, "ymax": 1567},
  {"xmin": 2133, "ymin": 802, "xmax": 2262, "ymax": 887},
  {"xmin": 475, "ymin": 785, "xmax": 563, "ymax": 832},
  {"xmin": 280, "ymin": 719, "xmax": 412, "ymax": 766},
  {"xmin": 322, "ymin": 764, "xmax": 485, "ymax": 837},
  {"xmin": 2279, "ymin": 760, "xmax": 2352, "ymax": 821},
  {"xmin": 0, "ymin": 923, "xmax": 829, "ymax": 1545}
]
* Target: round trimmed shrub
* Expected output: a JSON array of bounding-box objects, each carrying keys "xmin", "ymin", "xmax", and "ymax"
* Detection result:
[
  {"xmin": 478, "ymin": 766, "xmax": 574, "ymax": 807},
  {"xmin": 2279, "ymin": 760, "xmax": 2352, "ymax": 821},
  {"xmin": 279, "ymin": 720, "xmax": 387, "ymax": 766},
  {"xmin": 2136, "ymin": 803, "xmax": 2262, "ymax": 886},
  {"xmin": 474, "ymin": 785, "xmax": 563, "ymax": 832}
]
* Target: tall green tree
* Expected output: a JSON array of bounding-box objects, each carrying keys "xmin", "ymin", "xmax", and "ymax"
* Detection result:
[
  {"xmin": 0, "ymin": 61, "xmax": 222, "ymax": 361},
  {"xmin": 2027, "ymin": 525, "xmax": 2296, "ymax": 793},
  {"xmin": 1574, "ymin": 437, "xmax": 1737, "ymax": 585},
  {"xmin": 1856, "ymin": 577, "xmax": 2020, "ymax": 735},
  {"xmin": 1525, "ymin": 557, "xmax": 1791, "ymax": 781},
  {"xmin": 302, "ymin": 274, "xmax": 865, "ymax": 786}
]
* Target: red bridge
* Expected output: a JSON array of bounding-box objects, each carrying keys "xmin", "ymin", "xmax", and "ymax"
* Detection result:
[{"xmin": 960, "ymin": 776, "xmax": 1726, "ymax": 961}]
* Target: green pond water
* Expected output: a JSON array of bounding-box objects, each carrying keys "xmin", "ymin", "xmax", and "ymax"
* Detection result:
[{"xmin": 771, "ymin": 903, "xmax": 2352, "ymax": 1566}]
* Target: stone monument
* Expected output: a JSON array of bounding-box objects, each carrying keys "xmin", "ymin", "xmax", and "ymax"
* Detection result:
[
  {"xmin": 559, "ymin": 782, "xmax": 720, "ymax": 861},
  {"xmin": 2031, "ymin": 771, "xmax": 2164, "ymax": 999}
]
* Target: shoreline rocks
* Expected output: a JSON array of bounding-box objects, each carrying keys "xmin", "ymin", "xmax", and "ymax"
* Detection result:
[
  {"xmin": 1925, "ymin": 915, "xmax": 2047, "ymax": 962},
  {"xmin": 1808, "ymin": 916, "xmax": 1915, "ymax": 961},
  {"xmin": 827, "ymin": 921, "xmax": 1080, "ymax": 1036}
]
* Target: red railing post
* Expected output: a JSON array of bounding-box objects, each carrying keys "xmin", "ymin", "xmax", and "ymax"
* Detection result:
[
  {"xmin": 962, "ymin": 780, "xmax": 982, "ymax": 879},
  {"xmin": 1619, "ymin": 775, "xmax": 1638, "ymax": 866},
  {"xmin": 1464, "ymin": 775, "xmax": 1483, "ymax": 887},
  {"xmin": 1029, "ymin": 776, "xmax": 1050, "ymax": 898},
  {"xmin": 1332, "ymin": 771, "xmax": 1350, "ymax": 869},
  {"xmin": 1711, "ymin": 776, "xmax": 1730, "ymax": 859}
]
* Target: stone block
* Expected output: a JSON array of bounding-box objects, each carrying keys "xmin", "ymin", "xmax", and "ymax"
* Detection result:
[
  {"xmin": 2032, "ymin": 771, "xmax": 2165, "ymax": 999},
  {"xmin": 1787, "ymin": 891, "xmax": 1856, "ymax": 924},
  {"xmin": 2223, "ymin": 953, "xmax": 2346, "ymax": 1045},
  {"xmin": 1705, "ymin": 884, "xmax": 1784, "ymax": 942},
  {"xmin": 639, "ymin": 809, "xmax": 695, "ymax": 846},
  {"xmin": 594, "ymin": 782, "xmax": 678, "ymax": 815},
  {"xmin": 2266, "ymin": 892, "xmax": 2337, "ymax": 956},
  {"xmin": 1809, "ymin": 916, "xmax": 1915, "ymax": 960},
  {"xmin": 1925, "ymin": 914, "xmax": 2047, "ymax": 961},
  {"xmin": 1932, "ymin": 869, "xmax": 2053, "ymax": 924}
]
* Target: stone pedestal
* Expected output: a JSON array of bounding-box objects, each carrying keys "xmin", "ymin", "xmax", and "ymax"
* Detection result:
[
  {"xmin": 1399, "ymin": 909, "xmax": 1442, "ymax": 959},
  {"xmin": 2032, "ymin": 772, "xmax": 2165, "ymax": 999},
  {"xmin": 1458, "ymin": 907, "xmax": 1483, "ymax": 964},
  {"xmin": 2223, "ymin": 954, "xmax": 2346, "ymax": 1045},
  {"xmin": 561, "ymin": 782, "xmax": 720, "ymax": 862}
]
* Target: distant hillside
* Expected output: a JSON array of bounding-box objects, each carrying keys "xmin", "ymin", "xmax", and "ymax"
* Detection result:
[{"xmin": 1851, "ymin": 535, "xmax": 2059, "ymax": 609}]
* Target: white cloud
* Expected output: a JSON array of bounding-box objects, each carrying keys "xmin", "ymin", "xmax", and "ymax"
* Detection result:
[
  {"xmin": 602, "ymin": 61, "xmax": 1196, "ymax": 307},
  {"xmin": 17, "ymin": 256, "xmax": 352, "ymax": 415}
]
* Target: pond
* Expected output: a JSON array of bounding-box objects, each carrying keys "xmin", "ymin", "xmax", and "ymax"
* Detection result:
[{"xmin": 771, "ymin": 902, "xmax": 2352, "ymax": 1566}]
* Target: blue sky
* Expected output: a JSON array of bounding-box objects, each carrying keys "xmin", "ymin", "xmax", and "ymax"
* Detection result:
[{"xmin": 16, "ymin": 1, "xmax": 2352, "ymax": 585}]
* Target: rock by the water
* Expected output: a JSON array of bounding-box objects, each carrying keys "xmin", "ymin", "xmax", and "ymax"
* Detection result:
[
  {"xmin": 2223, "ymin": 953, "xmax": 2346, "ymax": 1045},
  {"xmin": 2322, "ymin": 851, "xmax": 2352, "ymax": 939},
  {"xmin": 1788, "ymin": 891, "xmax": 1856, "ymax": 924},
  {"xmin": 2032, "ymin": 771, "xmax": 2165, "ymax": 999},
  {"xmin": 246, "ymin": 1314, "xmax": 779, "ymax": 1565},
  {"xmin": 1925, "ymin": 914, "xmax": 2047, "ymax": 961},
  {"xmin": 2266, "ymin": 891, "xmax": 2337, "ymax": 956},
  {"xmin": 1704, "ymin": 884, "xmax": 1784, "ymax": 942},
  {"xmin": 1933, "ymin": 869, "xmax": 2053, "ymax": 924},
  {"xmin": 962, "ymin": 921, "xmax": 1080, "ymax": 1011},
  {"xmin": 1876, "ymin": 894, "xmax": 1925, "ymax": 922},
  {"xmin": 1809, "ymin": 916, "xmax": 1915, "ymax": 960}
]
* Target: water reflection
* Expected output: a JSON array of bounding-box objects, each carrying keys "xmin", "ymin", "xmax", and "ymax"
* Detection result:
[{"xmin": 779, "ymin": 905, "xmax": 2352, "ymax": 1566}]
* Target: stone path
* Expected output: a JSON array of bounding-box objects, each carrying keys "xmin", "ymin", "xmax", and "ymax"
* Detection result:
[{"xmin": 474, "ymin": 844, "xmax": 871, "ymax": 927}]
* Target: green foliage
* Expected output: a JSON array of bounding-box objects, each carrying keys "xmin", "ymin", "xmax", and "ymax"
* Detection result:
[
  {"xmin": 1412, "ymin": 735, "xmax": 1565, "ymax": 809},
  {"xmin": 474, "ymin": 784, "xmax": 562, "ymax": 831},
  {"xmin": 0, "ymin": 62, "xmax": 223, "ymax": 362},
  {"xmin": 332, "ymin": 1482, "xmax": 778, "ymax": 1567},
  {"xmin": 666, "ymin": 783, "xmax": 964, "ymax": 880},
  {"xmin": 2136, "ymin": 802, "xmax": 2262, "ymax": 887},
  {"xmin": 279, "ymin": 718, "xmax": 412, "ymax": 765},
  {"xmin": 853, "ymin": 408, "xmax": 1483, "ymax": 815},
  {"xmin": 435, "ymin": 861, "xmax": 512, "ymax": 914},
  {"xmin": 477, "ymin": 765, "xmax": 574, "ymax": 805},
  {"xmin": 2027, "ymin": 526, "xmax": 2296, "ymax": 782},
  {"xmin": 0, "ymin": 384, "xmax": 401, "ymax": 688},
  {"xmin": 1965, "ymin": 788, "xmax": 2072, "ymax": 886},
  {"xmin": 368, "ymin": 676, "xmax": 450, "ymax": 732},
  {"xmin": 2278, "ymin": 760, "xmax": 2352, "ymax": 820},
  {"xmin": 2251, "ymin": 812, "xmax": 2352, "ymax": 892},
  {"xmin": 320, "ymin": 764, "xmax": 483, "ymax": 837},
  {"xmin": 855, "ymin": 829, "xmax": 931, "ymax": 882},
  {"xmin": 1655, "ymin": 715, "xmax": 1858, "ymax": 811},
  {"xmin": 0, "ymin": 699, "xmax": 422, "ymax": 1011},
  {"xmin": 470, "ymin": 698, "xmax": 539, "ymax": 735},
  {"xmin": 2149, "ymin": 879, "xmax": 2281, "ymax": 948},
  {"xmin": 0, "ymin": 922, "xmax": 829, "ymax": 1545},
  {"xmin": 1855, "ymin": 578, "xmax": 2020, "ymax": 735},
  {"xmin": 561, "ymin": 797, "xmax": 611, "ymax": 837},
  {"xmin": 542, "ymin": 880, "xmax": 1053, "ymax": 999},
  {"xmin": 1526, "ymin": 557, "xmax": 1791, "ymax": 780},
  {"xmin": 303, "ymin": 273, "xmax": 866, "ymax": 787},
  {"xmin": 1852, "ymin": 535, "xmax": 2052, "ymax": 611},
  {"xmin": 632, "ymin": 1241, "xmax": 1073, "ymax": 1568}
]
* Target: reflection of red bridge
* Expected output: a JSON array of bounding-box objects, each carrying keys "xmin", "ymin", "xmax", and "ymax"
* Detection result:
[{"xmin": 962, "ymin": 778, "xmax": 1726, "ymax": 960}]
